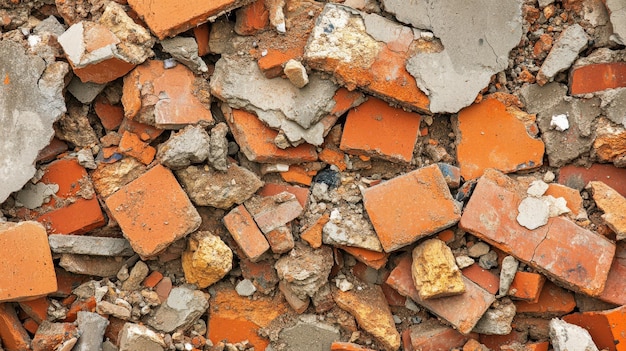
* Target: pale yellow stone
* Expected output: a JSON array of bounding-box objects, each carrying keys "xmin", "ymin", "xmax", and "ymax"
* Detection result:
[
  {"xmin": 182, "ymin": 231, "xmax": 232, "ymax": 288},
  {"xmin": 411, "ymin": 238, "xmax": 465, "ymax": 300}
]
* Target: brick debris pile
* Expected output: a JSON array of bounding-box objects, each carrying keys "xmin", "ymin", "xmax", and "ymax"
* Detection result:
[{"xmin": 1, "ymin": 0, "xmax": 626, "ymax": 350}]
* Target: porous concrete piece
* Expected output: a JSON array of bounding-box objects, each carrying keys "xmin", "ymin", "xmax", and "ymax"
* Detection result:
[
  {"xmin": 121, "ymin": 261, "xmax": 150, "ymax": 291},
  {"xmin": 381, "ymin": 0, "xmax": 431, "ymax": 30},
  {"xmin": 333, "ymin": 285, "xmax": 401, "ymax": 350},
  {"xmin": 499, "ymin": 256, "xmax": 519, "ymax": 297},
  {"xmin": 588, "ymin": 181, "xmax": 626, "ymax": 240},
  {"xmin": 208, "ymin": 122, "xmax": 229, "ymax": 172},
  {"xmin": 59, "ymin": 254, "xmax": 126, "ymax": 277},
  {"xmin": 283, "ymin": 59, "xmax": 309, "ymax": 88},
  {"xmin": 606, "ymin": 0, "xmax": 626, "ymax": 45},
  {"xmin": 146, "ymin": 286, "xmax": 209, "ymax": 333},
  {"xmin": 405, "ymin": 0, "xmax": 523, "ymax": 113},
  {"xmin": 14, "ymin": 183, "xmax": 59, "ymax": 210},
  {"xmin": 74, "ymin": 312, "xmax": 109, "ymax": 351},
  {"xmin": 411, "ymin": 239, "xmax": 465, "ymax": 300},
  {"xmin": 182, "ymin": 232, "xmax": 233, "ymax": 288},
  {"xmin": 275, "ymin": 243, "xmax": 333, "ymax": 300},
  {"xmin": 472, "ymin": 299, "xmax": 516, "ymax": 335},
  {"xmin": 48, "ymin": 235, "xmax": 134, "ymax": 256},
  {"xmin": 91, "ymin": 157, "xmax": 146, "ymax": 198},
  {"xmin": 176, "ymin": 164, "xmax": 263, "ymax": 209},
  {"xmin": 160, "ymin": 36, "xmax": 208, "ymax": 74},
  {"xmin": 210, "ymin": 56, "xmax": 338, "ymax": 146},
  {"xmin": 278, "ymin": 315, "xmax": 340, "ymax": 351},
  {"xmin": 323, "ymin": 207, "xmax": 384, "ymax": 252},
  {"xmin": 468, "ymin": 242, "xmax": 490, "ymax": 258},
  {"xmin": 119, "ymin": 323, "xmax": 166, "ymax": 351},
  {"xmin": 235, "ymin": 279, "xmax": 257, "ymax": 297},
  {"xmin": 96, "ymin": 301, "xmax": 132, "ymax": 320},
  {"xmin": 517, "ymin": 197, "xmax": 550, "ymax": 230},
  {"xmin": 537, "ymin": 24, "xmax": 589, "ymax": 85},
  {"xmin": 0, "ymin": 41, "xmax": 67, "ymax": 204},
  {"xmin": 549, "ymin": 318, "xmax": 599, "ymax": 351},
  {"xmin": 156, "ymin": 125, "xmax": 211, "ymax": 170},
  {"xmin": 599, "ymin": 88, "xmax": 626, "ymax": 128}
]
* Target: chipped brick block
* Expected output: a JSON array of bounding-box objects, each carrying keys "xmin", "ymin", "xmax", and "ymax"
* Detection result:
[
  {"xmin": 234, "ymin": 0, "xmax": 269, "ymax": 35},
  {"xmin": 128, "ymin": 0, "xmax": 255, "ymax": 39},
  {"xmin": 0, "ymin": 222, "xmax": 57, "ymax": 302},
  {"xmin": 508, "ymin": 271, "xmax": 546, "ymax": 302},
  {"xmin": 460, "ymin": 169, "xmax": 615, "ymax": 296},
  {"xmin": 244, "ymin": 192, "xmax": 303, "ymax": 234},
  {"xmin": 570, "ymin": 62, "xmax": 626, "ymax": 95},
  {"xmin": 563, "ymin": 305, "xmax": 626, "ymax": 351},
  {"xmin": 118, "ymin": 131, "xmax": 156, "ymax": 165},
  {"xmin": 340, "ymin": 97, "xmax": 421, "ymax": 163},
  {"xmin": 32, "ymin": 321, "xmax": 79, "ymax": 351},
  {"xmin": 456, "ymin": 96, "xmax": 544, "ymax": 180},
  {"xmin": 257, "ymin": 183, "xmax": 309, "ymax": 208},
  {"xmin": 304, "ymin": 4, "xmax": 430, "ymax": 113},
  {"xmin": 340, "ymin": 246, "xmax": 389, "ymax": 270},
  {"xmin": 514, "ymin": 281, "xmax": 576, "ymax": 317},
  {"xmin": 223, "ymin": 205, "xmax": 270, "ymax": 262},
  {"xmin": 363, "ymin": 164, "xmax": 461, "ymax": 252},
  {"xmin": 105, "ymin": 164, "xmax": 201, "ymax": 258},
  {"xmin": 386, "ymin": 255, "xmax": 495, "ymax": 335},
  {"xmin": 0, "ymin": 303, "xmax": 31, "ymax": 351},
  {"xmin": 94, "ymin": 95, "xmax": 124, "ymax": 131},
  {"xmin": 122, "ymin": 60, "xmax": 213, "ymax": 129},
  {"xmin": 559, "ymin": 163, "xmax": 626, "ymax": 197},
  {"xmin": 402, "ymin": 320, "xmax": 473, "ymax": 351},
  {"xmin": 544, "ymin": 183, "xmax": 584, "ymax": 216},
  {"xmin": 597, "ymin": 242, "xmax": 626, "ymax": 305},
  {"xmin": 462, "ymin": 264, "xmax": 500, "ymax": 295}
]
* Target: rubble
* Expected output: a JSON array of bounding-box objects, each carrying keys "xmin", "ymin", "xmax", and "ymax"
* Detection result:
[{"xmin": 3, "ymin": 0, "xmax": 626, "ymax": 350}]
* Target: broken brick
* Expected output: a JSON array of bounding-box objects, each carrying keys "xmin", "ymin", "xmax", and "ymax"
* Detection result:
[
  {"xmin": 588, "ymin": 181, "xmax": 626, "ymax": 240},
  {"xmin": 363, "ymin": 164, "xmax": 461, "ymax": 252},
  {"xmin": 31, "ymin": 321, "xmax": 79, "ymax": 351},
  {"xmin": 319, "ymin": 147, "xmax": 348, "ymax": 171},
  {"xmin": 402, "ymin": 319, "xmax": 474, "ymax": 351},
  {"xmin": 94, "ymin": 95, "xmax": 124, "ymax": 131},
  {"xmin": 0, "ymin": 222, "xmax": 57, "ymax": 302},
  {"xmin": 558, "ymin": 163, "xmax": 626, "ymax": 197},
  {"xmin": 508, "ymin": 271, "xmax": 546, "ymax": 302},
  {"xmin": 257, "ymin": 183, "xmax": 309, "ymax": 208},
  {"xmin": 570, "ymin": 62, "xmax": 626, "ymax": 95},
  {"xmin": 105, "ymin": 164, "xmax": 201, "ymax": 258},
  {"xmin": 300, "ymin": 213, "xmax": 329, "ymax": 249},
  {"xmin": 340, "ymin": 245, "xmax": 389, "ymax": 270},
  {"xmin": 562, "ymin": 304, "xmax": 626, "ymax": 351},
  {"xmin": 461, "ymin": 264, "xmax": 500, "ymax": 295},
  {"xmin": 280, "ymin": 165, "xmax": 315, "ymax": 186},
  {"xmin": 223, "ymin": 205, "xmax": 271, "ymax": 262},
  {"xmin": 235, "ymin": 0, "xmax": 269, "ymax": 35},
  {"xmin": 36, "ymin": 138, "xmax": 68, "ymax": 163},
  {"xmin": 597, "ymin": 242, "xmax": 626, "ymax": 305},
  {"xmin": 0, "ymin": 303, "xmax": 31, "ymax": 351},
  {"xmin": 340, "ymin": 97, "xmax": 421, "ymax": 163},
  {"xmin": 515, "ymin": 281, "xmax": 576, "ymax": 317},
  {"xmin": 118, "ymin": 131, "xmax": 156, "ymax": 165},
  {"xmin": 544, "ymin": 183, "xmax": 584, "ymax": 216},
  {"xmin": 18, "ymin": 297, "xmax": 49, "ymax": 324}
]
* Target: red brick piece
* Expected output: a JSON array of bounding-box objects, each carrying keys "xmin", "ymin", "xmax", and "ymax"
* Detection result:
[
  {"xmin": 127, "ymin": 0, "xmax": 255, "ymax": 39},
  {"xmin": 461, "ymin": 264, "xmax": 500, "ymax": 295},
  {"xmin": 331, "ymin": 342, "xmax": 376, "ymax": 351},
  {"xmin": 402, "ymin": 320, "xmax": 472, "ymax": 351},
  {"xmin": 340, "ymin": 246, "xmax": 389, "ymax": 270},
  {"xmin": 0, "ymin": 303, "xmax": 31, "ymax": 351},
  {"xmin": 508, "ymin": 271, "xmax": 545, "ymax": 302},
  {"xmin": 459, "ymin": 169, "xmax": 615, "ymax": 296},
  {"xmin": 257, "ymin": 183, "xmax": 309, "ymax": 208},
  {"xmin": 570, "ymin": 62, "xmax": 626, "ymax": 95},
  {"xmin": 563, "ymin": 305, "xmax": 626, "ymax": 351},
  {"xmin": 559, "ymin": 163, "xmax": 626, "ymax": 197},
  {"xmin": 0, "ymin": 222, "xmax": 57, "ymax": 302},
  {"xmin": 36, "ymin": 138, "xmax": 68, "ymax": 163},
  {"xmin": 32, "ymin": 321, "xmax": 79, "ymax": 351},
  {"xmin": 118, "ymin": 131, "xmax": 156, "ymax": 165},
  {"xmin": 106, "ymin": 164, "xmax": 201, "ymax": 258},
  {"xmin": 598, "ymin": 242, "xmax": 626, "ymax": 305},
  {"xmin": 18, "ymin": 297, "xmax": 49, "ymax": 324},
  {"xmin": 386, "ymin": 255, "xmax": 495, "ymax": 335},
  {"xmin": 544, "ymin": 183, "xmax": 584, "ymax": 215},
  {"xmin": 515, "ymin": 281, "xmax": 576, "ymax": 316},
  {"xmin": 94, "ymin": 95, "xmax": 124, "ymax": 131},
  {"xmin": 235, "ymin": 0, "xmax": 269, "ymax": 35},
  {"xmin": 363, "ymin": 164, "xmax": 461, "ymax": 252},
  {"xmin": 223, "ymin": 205, "xmax": 270, "ymax": 262},
  {"xmin": 340, "ymin": 97, "xmax": 421, "ymax": 163},
  {"xmin": 456, "ymin": 96, "xmax": 544, "ymax": 180}
]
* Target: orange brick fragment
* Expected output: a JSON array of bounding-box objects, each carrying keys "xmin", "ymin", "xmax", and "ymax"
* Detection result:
[
  {"xmin": 300, "ymin": 213, "xmax": 329, "ymax": 249},
  {"xmin": 0, "ymin": 303, "xmax": 31, "ymax": 351},
  {"xmin": 479, "ymin": 331, "xmax": 528, "ymax": 350},
  {"xmin": 597, "ymin": 242, "xmax": 626, "ymax": 305},
  {"xmin": 340, "ymin": 97, "xmax": 421, "ymax": 163},
  {"xmin": 19, "ymin": 297, "xmax": 49, "ymax": 324},
  {"xmin": 280, "ymin": 165, "xmax": 314, "ymax": 186},
  {"xmin": 235, "ymin": 0, "xmax": 269, "ymax": 35},
  {"xmin": 544, "ymin": 183, "xmax": 583, "ymax": 215},
  {"xmin": 402, "ymin": 320, "xmax": 473, "ymax": 351},
  {"xmin": 36, "ymin": 138, "xmax": 68, "ymax": 163},
  {"xmin": 340, "ymin": 245, "xmax": 389, "ymax": 270},
  {"xmin": 142, "ymin": 271, "xmax": 164, "ymax": 288},
  {"xmin": 94, "ymin": 95, "xmax": 124, "ymax": 131},
  {"xmin": 118, "ymin": 117, "xmax": 163, "ymax": 142},
  {"xmin": 456, "ymin": 96, "xmax": 544, "ymax": 180},
  {"xmin": 193, "ymin": 24, "xmax": 210, "ymax": 56},
  {"xmin": 515, "ymin": 281, "xmax": 575, "ymax": 316},
  {"xmin": 559, "ymin": 163, "xmax": 626, "ymax": 197},
  {"xmin": 319, "ymin": 147, "xmax": 347, "ymax": 171},
  {"xmin": 118, "ymin": 131, "xmax": 156, "ymax": 165},
  {"xmin": 23, "ymin": 318, "xmax": 38, "ymax": 335},
  {"xmin": 257, "ymin": 183, "xmax": 309, "ymax": 208},
  {"xmin": 363, "ymin": 164, "xmax": 461, "ymax": 252},
  {"xmin": 570, "ymin": 62, "xmax": 626, "ymax": 95},
  {"xmin": 331, "ymin": 342, "xmax": 376, "ymax": 351},
  {"xmin": 563, "ymin": 305, "xmax": 626, "ymax": 351},
  {"xmin": 461, "ymin": 264, "xmax": 499, "ymax": 295},
  {"xmin": 223, "ymin": 205, "xmax": 270, "ymax": 262},
  {"xmin": 508, "ymin": 271, "xmax": 545, "ymax": 302},
  {"xmin": 106, "ymin": 164, "xmax": 201, "ymax": 258},
  {"xmin": 64, "ymin": 296, "xmax": 97, "ymax": 323},
  {"xmin": 0, "ymin": 222, "xmax": 57, "ymax": 302}
]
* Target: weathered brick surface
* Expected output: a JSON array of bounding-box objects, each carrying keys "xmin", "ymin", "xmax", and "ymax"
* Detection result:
[
  {"xmin": 559, "ymin": 163, "xmax": 626, "ymax": 197},
  {"xmin": 363, "ymin": 164, "xmax": 461, "ymax": 252},
  {"xmin": 563, "ymin": 305, "xmax": 626, "ymax": 351},
  {"xmin": 460, "ymin": 169, "xmax": 615, "ymax": 296},
  {"xmin": 515, "ymin": 281, "xmax": 576, "ymax": 316},
  {"xmin": 0, "ymin": 303, "xmax": 31, "ymax": 351},
  {"xmin": 508, "ymin": 271, "xmax": 546, "ymax": 302},
  {"xmin": 402, "ymin": 320, "xmax": 472, "ymax": 351},
  {"xmin": 570, "ymin": 62, "xmax": 626, "ymax": 95},
  {"xmin": 223, "ymin": 205, "xmax": 270, "ymax": 262}
]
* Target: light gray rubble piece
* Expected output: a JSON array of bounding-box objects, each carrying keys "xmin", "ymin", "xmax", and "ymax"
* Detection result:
[
  {"xmin": 404, "ymin": 0, "xmax": 523, "ymax": 113},
  {"xmin": 146, "ymin": 286, "xmax": 209, "ymax": 333},
  {"xmin": 121, "ymin": 261, "xmax": 150, "ymax": 291},
  {"xmin": 323, "ymin": 207, "xmax": 383, "ymax": 252},
  {"xmin": 549, "ymin": 318, "xmax": 599, "ymax": 351},
  {"xmin": 74, "ymin": 311, "xmax": 110, "ymax": 351},
  {"xmin": 96, "ymin": 301, "xmax": 132, "ymax": 320},
  {"xmin": 235, "ymin": 279, "xmax": 257, "ymax": 297},
  {"xmin": 15, "ymin": 182, "xmax": 59, "ymax": 210},
  {"xmin": 499, "ymin": 256, "xmax": 519, "ymax": 297},
  {"xmin": 606, "ymin": 0, "xmax": 626, "ymax": 45},
  {"xmin": 537, "ymin": 24, "xmax": 589, "ymax": 84},
  {"xmin": 66, "ymin": 76, "xmax": 106, "ymax": 104},
  {"xmin": 49, "ymin": 235, "xmax": 134, "ymax": 256},
  {"xmin": 472, "ymin": 299, "xmax": 516, "ymax": 335},
  {"xmin": 59, "ymin": 254, "xmax": 126, "ymax": 277},
  {"xmin": 210, "ymin": 56, "xmax": 338, "ymax": 146},
  {"xmin": 517, "ymin": 197, "xmax": 550, "ymax": 230},
  {"xmin": 156, "ymin": 125, "xmax": 211, "ymax": 170},
  {"xmin": 208, "ymin": 122, "xmax": 229, "ymax": 172},
  {"xmin": 0, "ymin": 40, "xmax": 68, "ymax": 203},
  {"xmin": 599, "ymin": 88, "xmax": 626, "ymax": 128},
  {"xmin": 119, "ymin": 323, "xmax": 165, "ymax": 351},
  {"xmin": 275, "ymin": 243, "xmax": 334, "ymax": 300},
  {"xmin": 160, "ymin": 37, "xmax": 208, "ymax": 74},
  {"xmin": 278, "ymin": 315, "xmax": 340, "ymax": 351}
]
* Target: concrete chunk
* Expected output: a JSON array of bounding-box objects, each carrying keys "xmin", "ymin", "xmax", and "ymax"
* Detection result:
[
  {"xmin": 74, "ymin": 311, "xmax": 109, "ymax": 351},
  {"xmin": 156, "ymin": 125, "xmax": 211, "ymax": 170},
  {"xmin": 48, "ymin": 235, "xmax": 134, "ymax": 256},
  {"xmin": 537, "ymin": 24, "xmax": 589, "ymax": 85},
  {"xmin": 146, "ymin": 286, "xmax": 209, "ymax": 333},
  {"xmin": 119, "ymin": 323, "xmax": 165, "ymax": 351},
  {"xmin": 160, "ymin": 37, "xmax": 208, "ymax": 74},
  {"xmin": 549, "ymin": 318, "xmax": 598, "ymax": 351}
]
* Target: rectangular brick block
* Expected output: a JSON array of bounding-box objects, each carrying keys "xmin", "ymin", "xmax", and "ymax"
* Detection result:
[
  {"xmin": 461, "ymin": 264, "xmax": 500, "ymax": 295},
  {"xmin": 0, "ymin": 303, "xmax": 31, "ymax": 351},
  {"xmin": 402, "ymin": 320, "xmax": 473, "ymax": 351},
  {"xmin": 514, "ymin": 281, "xmax": 576, "ymax": 316},
  {"xmin": 105, "ymin": 164, "xmax": 201, "ymax": 258},
  {"xmin": 223, "ymin": 205, "xmax": 270, "ymax": 262},
  {"xmin": 340, "ymin": 97, "xmax": 421, "ymax": 163},
  {"xmin": 508, "ymin": 271, "xmax": 545, "ymax": 302},
  {"xmin": 570, "ymin": 62, "xmax": 626, "ymax": 95},
  {"xmin": 0, "ymin": 222, "xmax": 57, "ymax": 302},
  {"xmin": 558, "ymin": 163, "xmax": 626, "ymax": 197},
  {"xmin": 363, "ymin": 164, "xmax": 461, "ymax": 252},
  {"xmin": 597, "ymin": 242, "xmax": 626, "ymax": 305},
  {"xmin": 459, "ymin": 169, "xmax": 615, "ymax": 296},
  {"xmin": 563, "ymin": 305, "xmax": 626, "ymax": 351},
  {"xmin": 386, "ymin": 255, "xmax": 495, "ymax": 335}
]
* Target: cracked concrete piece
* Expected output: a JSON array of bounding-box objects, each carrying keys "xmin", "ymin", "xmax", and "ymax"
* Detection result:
[
  {"xmin": 472, "ymin": 299, "xmax": 516, "ymax": 335},
  {"xmin": 517, "ymin": 197, "xmax": 549, "ymax": 230},
  {"xmin": 405, "ymin": 0, "xmax": 523, "ymax": 113},
  {"xmin": 499, "ymin": 256, "xmax": 519, "ymax": 297},
  {"xmin": 380, "ymin": 0, "xmax": 431, "ymax": 30},
  {"xmin": 549, "ymin": 318, "xmax": 599, "ymax": 351},
  {"xmin": 15, "ymin": 182, "xmax": 59, "ymax": 209},
  {"xmin": 606, "ymin": 0, "xmax": 626, "ymax": 45},
  {"xmin": 156, "ymin": 125, "xmax": 211, "ymax": 170},
  {"xmin": 119, "ymin": 323, "xmax": 165, "ymax": 351},
  {"xmin": 74, "ymin": 311, "xmax": 109, "ymax": 351},
  {"xmin": 66, "ymin": 75, "xmax": 106, "ymax": 104},
  {"xmin": 59, "ymin": 254, "xmax": 126, "ymax": 277},
  {"xmin": 323, "ymin": 207, "xmax": 383, "ymax": 252},
  {"xmin": 527, "ymin": 180, "xmax": 549, "ymax": 197},
  {"xmin": 160, "ymin": 36, "xmax": 208, "ymax": 74},
  {"xmin": 210, "ymin": 56, "xmax": 338, "ymax": 145},
  {"xmin": 208, "ymin": 123, "xmax": 229, "ymax": 172},
  {"xmin": 0, "ymin": 41, "xmax": 68, "ymax": 204},
  {"xmin": 278, "ymin": 315, "xmax": 340, "ymax": 351},
  {"xmin": 537, "ymin": 24, "xmax": 588, "ymax": 85},
  {"xmin": 121, "ymin": 261, "xmax": 149, "ymax": 291},
  {"xmin": 49, "ymin": 234, "xmax": 134, "ymax": 256},
  {"xmin": 146, "ymin": 286, "xmax": 209, "ymax": 333},
  {"xmin": 598, "ymin": 88, "xmax": 626, "ymax": 128}
]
